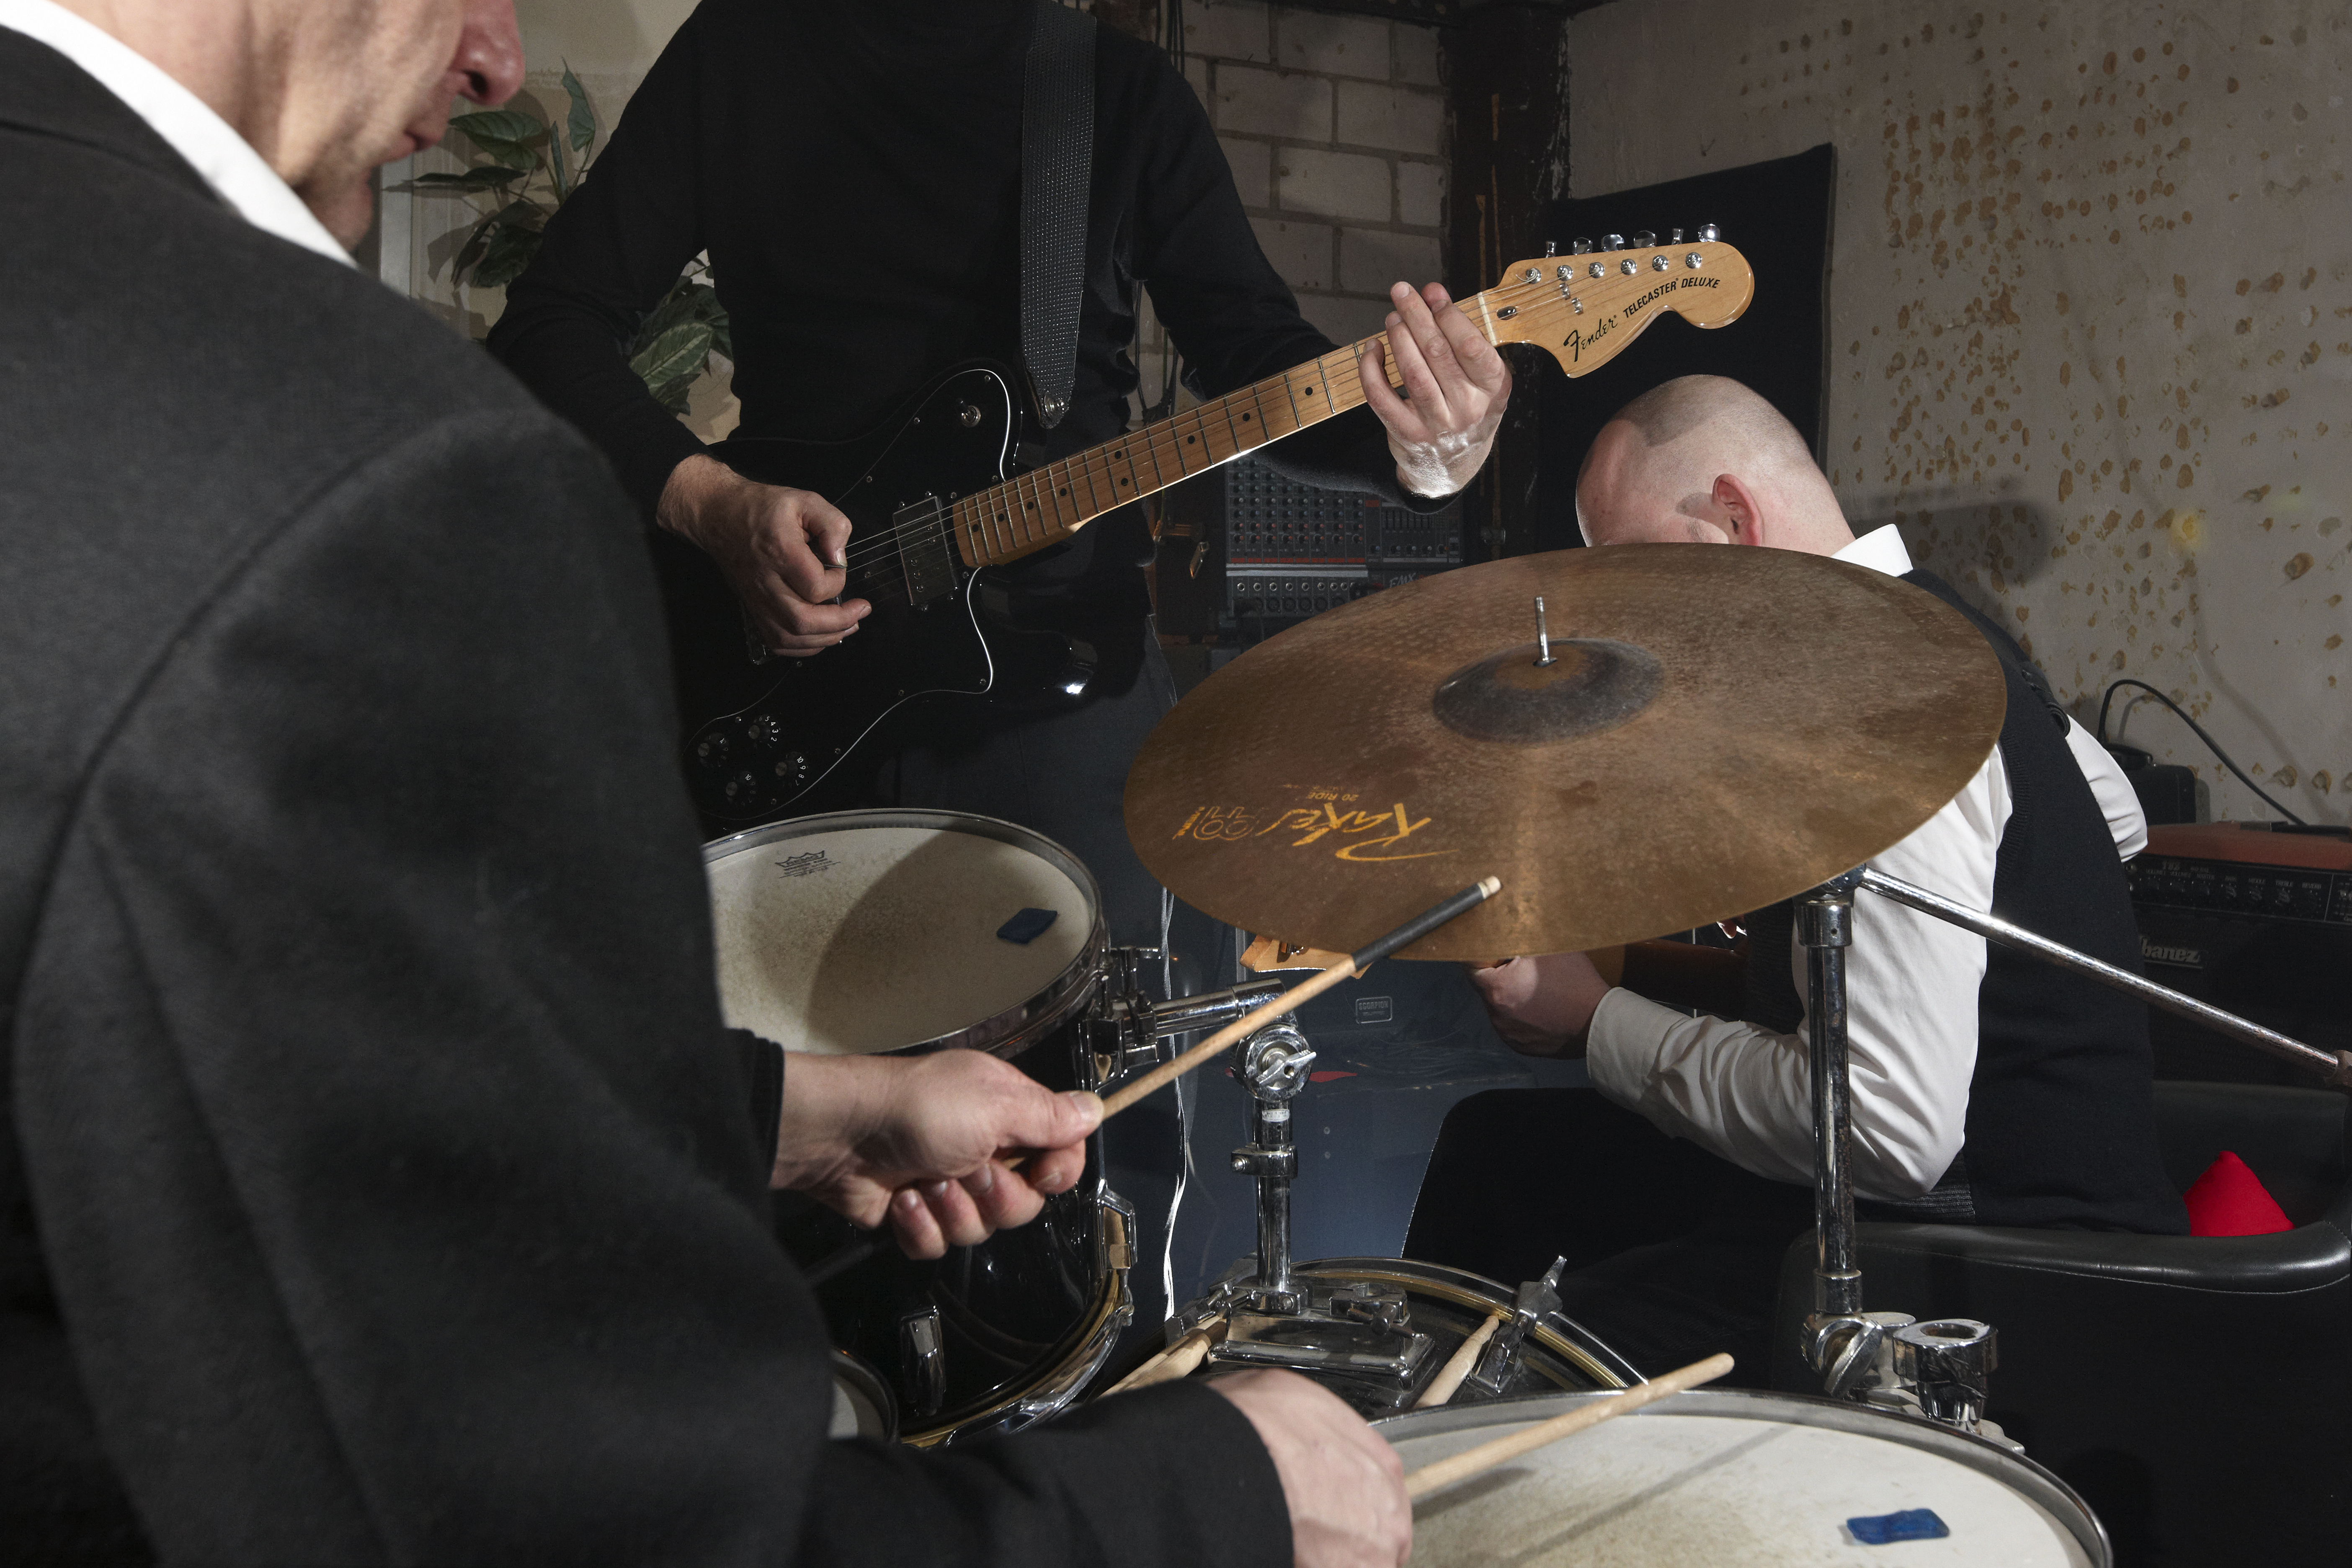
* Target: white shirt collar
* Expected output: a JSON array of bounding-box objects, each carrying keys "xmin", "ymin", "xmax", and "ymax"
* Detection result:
[
  {"xmin": 1834, "ymin": 523, "xmax": 1916, "ymax": 578},
  {"xmin": 0, "ymin": 0, "xmax": 352, "ymax": 267}
]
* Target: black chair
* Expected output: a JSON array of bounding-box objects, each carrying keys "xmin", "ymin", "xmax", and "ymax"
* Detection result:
[{"xmin": 1771, "ymin": 1082, "xmax": 2349, "ymax": 1565}]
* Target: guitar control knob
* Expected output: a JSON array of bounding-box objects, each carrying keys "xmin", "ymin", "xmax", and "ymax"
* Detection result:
[
  {"xmin": 723, "ymin": 770, "xmax": 760, "ymax": 806},
  {"xmin": 695, "ymin": 732, "xmax": 732, "ymax": 769},
  {"xmin": 744, "ymin": 714, "xmax": 783, "ymax": 750},
  {"xmin": 774, "ymin": 750, "xmax": 814, "ymax": 789}
]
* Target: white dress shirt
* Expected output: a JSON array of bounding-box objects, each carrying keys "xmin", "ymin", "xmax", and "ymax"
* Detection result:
[
  {"xmin": 0, "ymin": 0, "xmax": 351, "ymax": 266},
  {"xmin": 1584, "ymin": 526, "xmax": 2146, "ymax": 1201}
]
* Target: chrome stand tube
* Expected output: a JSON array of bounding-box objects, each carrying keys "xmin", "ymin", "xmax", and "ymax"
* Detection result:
[
  {"xmin": 1800, "ymin": 869, "xmax": 1885, "ymax": 1398},
  {"xmin": 1857, "ymin": 867, "xmax": 2351, "ymax": 1086},
  {"xmin": 1231, "ymin": 1024, "xmax": 1316, "ymax": 1313}
]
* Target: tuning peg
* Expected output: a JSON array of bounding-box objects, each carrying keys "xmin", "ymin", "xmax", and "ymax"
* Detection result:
[
  {"xmin": 1570, "ymin": 237, "xmax": 1594, "ymax": 254},
  {"xmin": 1632, "ymin": 230, "xmax": 1656, "ymax": 247},
  {"xmin": 1544, "ymin": 239, "xmax": 1557, "ymax": 257},
  {"xmin": 1602, "ymin": 232, "xmax": 1626, "ymax": 250},
  {"xmin": 1698, "ymin": 222, "xmax": 1721, "ymax": 241},
  {"xmin": 1669, "ymin": 227, "xmax": 1685, "ymax": 243}
]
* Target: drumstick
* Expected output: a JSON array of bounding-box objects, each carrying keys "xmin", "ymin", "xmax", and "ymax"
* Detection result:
[
  {"xmin": 1096, "ymin": 876, "xmax": 1503, "ymax": 1119},
  {"xmin": 804, "ymin": 879, "xmax": 1501, "ymax": 1286},
  {"xmin": 1403, "ymin": 1352, "xmax": 1735, "ymax": 1501},
  {"xmin": 1103, "ymin": 1315, "xmax": 1226, "ymax": 1395},
  {"xmin": 1412, "ymin": 1310, "xmax": 1506, "ymax": 1410}
]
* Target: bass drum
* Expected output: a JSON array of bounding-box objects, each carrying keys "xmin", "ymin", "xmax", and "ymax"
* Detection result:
[
  {"xmin": 1384, "ymin": 1388, "xmax": 2110, "ymax": 1566},
  {"xmin": 707, "ymin": 809, "xmax": 1132, "ymax": 1447}
]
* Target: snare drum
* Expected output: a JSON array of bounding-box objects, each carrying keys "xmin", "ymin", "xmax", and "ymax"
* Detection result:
[
  {"xmin": 706, "ymin": 810, "xmax": 1131, "ymax": 1447},
  {"xmin": 1385, "ymin": 1389, "xmax": 2110, "ymax": 1566}
]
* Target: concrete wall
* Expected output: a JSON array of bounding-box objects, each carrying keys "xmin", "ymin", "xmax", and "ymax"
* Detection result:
[{"xmin": 1566, "ymin": 1, "xmax": 2348, "ymax": 824}]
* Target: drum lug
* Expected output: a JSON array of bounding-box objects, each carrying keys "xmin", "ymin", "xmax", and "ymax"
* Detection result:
[
  {"xmin": 1467, "ymin": 1255, "xmax": 1567, "ymax": 1398},
  {"xmin": 898, "ymin": 1305, "xmax": 947, "ymax": 1420}
]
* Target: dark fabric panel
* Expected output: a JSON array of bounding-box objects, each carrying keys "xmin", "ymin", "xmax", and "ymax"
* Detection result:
[{"xmin": 1534, "ymin": 143, "xmax": 1835, "ymax": 554}]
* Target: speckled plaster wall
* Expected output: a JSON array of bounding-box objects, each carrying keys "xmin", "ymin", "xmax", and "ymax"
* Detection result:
[{"xmin": 1566, "ymin": 3, "xmax": 2348, "ymax": 823}]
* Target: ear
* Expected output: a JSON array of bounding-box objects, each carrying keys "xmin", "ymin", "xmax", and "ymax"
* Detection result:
[{"xmin": 1710, "ymin": 473, "xmax": 1770, "ymax": 546}]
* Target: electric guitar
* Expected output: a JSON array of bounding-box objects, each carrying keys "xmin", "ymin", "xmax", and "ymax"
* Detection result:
[{"xmin": 673, "ymin": 234, "xmax": 1754, "ymax": 823}]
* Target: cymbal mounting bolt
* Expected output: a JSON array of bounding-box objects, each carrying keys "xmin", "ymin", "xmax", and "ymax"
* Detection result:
[{"xmin": 1534, "ymin": 596, "xmax": 1556, "ymax": 668}]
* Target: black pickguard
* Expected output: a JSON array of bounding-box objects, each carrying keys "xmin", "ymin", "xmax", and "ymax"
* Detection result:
[{"xmin": 656, "ymin": 362, "xmax": 1091, "ymax": 825}]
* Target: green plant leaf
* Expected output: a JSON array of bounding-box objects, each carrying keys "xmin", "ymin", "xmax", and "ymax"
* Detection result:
[
  {"xmin": 471, "ymin": 221, "xmax": 545, "ymax": 289},
  {"xmin": 453, "ymin": 211, "xmax": 502, "ymax": 276},
  {"xmin": 562, "ymin": 64, "xmax": 596, "ymax": 157},
  {"xmin": 629, "ymin": 320, "xmax": 715, "ymax": 399},
  {"xmin": 451, "ymin": 108, "xmax": 545, "ymax": 147},
  {"xmin": 450, "ymin": 108, "xmax": 546, "ymax": 169},
  {"xmin": 407, "ymin": 166, "xmax": 529, "ymax": 193}
]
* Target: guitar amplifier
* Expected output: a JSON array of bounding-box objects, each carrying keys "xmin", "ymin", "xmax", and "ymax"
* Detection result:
[
  {"xmin": 2125, "ymin": 823, "xmax": 2352, "ymax": 1084},
  {"xmin": 1217, "ymin": 459, "xmax": 1463, "ymax": 638}
]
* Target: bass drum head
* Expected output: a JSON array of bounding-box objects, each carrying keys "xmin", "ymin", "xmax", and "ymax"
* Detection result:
[
  {"xmin": 1382, "ymin": 1389, "xmax": 2108, "ymax": 1567},
  {"xmin": 704, "ymin": 809, "xmax": 1104, "ymax": 1057}
]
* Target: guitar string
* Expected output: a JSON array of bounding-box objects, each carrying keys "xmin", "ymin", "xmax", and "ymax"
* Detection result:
[
  {"xmin": 810, "ymin": 270, "xmax": 1608, "ymax": 582},
  {"xmin": 820, "ymin": 271, "xmax": 1555, "ymax": 575}
]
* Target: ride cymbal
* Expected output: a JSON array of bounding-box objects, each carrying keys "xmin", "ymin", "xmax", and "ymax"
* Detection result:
[{"xmin": 1125, "ymin": 545, "xmax": 2005, "ymax": 960}]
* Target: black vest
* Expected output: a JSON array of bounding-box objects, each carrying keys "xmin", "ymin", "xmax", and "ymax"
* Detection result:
[{"xmin": 1741, "ymin": 569, "xmax": 2187, "ymax": 1234}]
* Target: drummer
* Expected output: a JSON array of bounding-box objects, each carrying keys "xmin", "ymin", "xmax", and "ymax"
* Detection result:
[
  {"xmin": 0, "ymin": 2, "xmax": 1409, "ymax": 1564},
  {"xmin": 1408, "ymin": 374, "xmax": 2187, "ymax": 1379}
]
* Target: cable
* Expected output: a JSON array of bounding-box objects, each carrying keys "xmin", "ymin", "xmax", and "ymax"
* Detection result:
[{"xmin": 2096, "ymin": 677, "xmax": 2306, "ymax": 825}]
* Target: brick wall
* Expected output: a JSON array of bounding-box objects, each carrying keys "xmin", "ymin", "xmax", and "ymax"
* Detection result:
[{"xmin": 1133, "ymin": 1, "xmax": 1449, "ymax": 418}]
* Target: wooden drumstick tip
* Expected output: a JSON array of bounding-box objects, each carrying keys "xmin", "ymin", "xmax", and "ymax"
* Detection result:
[
  {"xmin": 1402, "ymin": 1351, "xmax": 1735, "ymax": 1501},
  {"xmin": 1412, "ymin": 1310, "xmax": 1506, "ymax": 1411},
  {"xmin": 1476, "ymin": 876, "xmax": 1501, "ymax": 898}
]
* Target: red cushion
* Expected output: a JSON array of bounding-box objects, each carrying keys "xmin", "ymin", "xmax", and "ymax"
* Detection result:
[{"xmin": 2183, "ymin": 1150, "xmax": 2295, "ymax": 1237}]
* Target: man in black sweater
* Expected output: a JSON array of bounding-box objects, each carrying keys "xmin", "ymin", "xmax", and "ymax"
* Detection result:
[
  {"xmin": 0, "ymin": 1, "xmax": 1410, "ymax": 1563},
  {"xmin": 489, "ymin": 0, "xmax": 1509, "ymax": 950}
]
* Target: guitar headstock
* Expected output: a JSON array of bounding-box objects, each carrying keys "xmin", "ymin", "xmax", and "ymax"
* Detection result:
[{"xmin": 1479, "ymin": 231, "xmax": 1754, "ymax": 377}]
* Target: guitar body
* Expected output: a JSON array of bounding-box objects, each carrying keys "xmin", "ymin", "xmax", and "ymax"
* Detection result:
[{"xmin": 661, "ymin": 362, "xmax": 1091, "ymax": 824}]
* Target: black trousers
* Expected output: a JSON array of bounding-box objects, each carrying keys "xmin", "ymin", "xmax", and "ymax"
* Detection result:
[{"xmin": 1404, "ymin": 1088, "xmax": 1816, "ymax": 1385}]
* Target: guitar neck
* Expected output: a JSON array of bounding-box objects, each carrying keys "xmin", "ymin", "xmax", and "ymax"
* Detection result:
[{"xmin": 951, "ymin": 327, "xmax": 1436, "ymax": 570}]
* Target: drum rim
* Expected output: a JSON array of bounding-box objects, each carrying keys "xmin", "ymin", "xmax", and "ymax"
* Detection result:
[
  {"xmin": 897, "ymin": 1194, "xmax": 1135, "ymax": 1448},
  {"xmin": 1294, "ymin": 1257, "xmax": 1640, "ymax": 1391},
  {"xmin": 703, "ymin": 808, "xmax": 1110, "ymax": 1060},
  {"xmin": 1376, "ymin": 1385, "xmax": 2112, "ymax": 1568},
  {"xmin": 827, "ymin": 1347, "xmax": 899, "ymax": 1444}
]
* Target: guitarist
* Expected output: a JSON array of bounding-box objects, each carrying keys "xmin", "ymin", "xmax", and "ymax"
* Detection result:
[{"xmin": 488, "ymin": 0, "xmax": 1510, "ymax": 965}]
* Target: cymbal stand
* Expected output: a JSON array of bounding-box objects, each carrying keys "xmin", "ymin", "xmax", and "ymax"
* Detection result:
[
  {"xmin": 1798, "ymin": 860, "xmax": 2349, "ymax": 1435},
  {"xmin": 1184, "ymin": 1023, "xmax": 1435, "ymax": 1402}
]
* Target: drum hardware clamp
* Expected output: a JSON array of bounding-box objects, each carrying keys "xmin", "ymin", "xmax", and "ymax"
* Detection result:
[
  {"xmin": 1189, "ymin": 1022, "xmax": 1436, "ymax": 1391},
  {"xmin": 1462, "ymin": 1256, "xmax": 1568, "ymax": 1399}
]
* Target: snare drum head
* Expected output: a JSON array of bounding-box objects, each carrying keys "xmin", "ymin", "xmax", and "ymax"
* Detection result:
[
  {"xmin": 706, "ymin": 812, "xmax": 1096, "ymax": 1055},
  {"xmin": 1387, "ymin": 1390, "xmax": 2102, "ymax": 1566}
]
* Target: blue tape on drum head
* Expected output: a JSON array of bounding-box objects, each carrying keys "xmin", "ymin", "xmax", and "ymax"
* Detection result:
[
  {"xmin": 996, "ymin": 907, "xmax": 1060, "ymax": 945},
  {"xmin": 1847, "ymin": 1508, "xmax": 1951, "ymax": 1545}
]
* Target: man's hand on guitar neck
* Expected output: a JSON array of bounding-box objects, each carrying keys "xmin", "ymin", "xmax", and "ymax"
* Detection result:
[
  {"xmin": 657, "ymin": 454, "xmax": 872, "ymax": 655},
  {"xmin": 1364, "ymin": 280, "xmax": 1513, "ymax": 500}
]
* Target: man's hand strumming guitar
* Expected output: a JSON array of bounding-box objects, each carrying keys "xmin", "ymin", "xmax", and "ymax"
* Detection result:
[{"xmin": 657, "ymin": 452, "xmax": 871, "ymax": 656}]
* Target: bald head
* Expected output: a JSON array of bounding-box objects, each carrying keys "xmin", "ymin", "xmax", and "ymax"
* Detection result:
[{"xmin": 1575, "ymin": 376, "xmax": 1853, "ymax": 556}]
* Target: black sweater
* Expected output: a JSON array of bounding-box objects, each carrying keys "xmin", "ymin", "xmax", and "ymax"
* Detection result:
[{"xmin": 489, "ymin": 0, "xmax": 1421, "ymax": 604}]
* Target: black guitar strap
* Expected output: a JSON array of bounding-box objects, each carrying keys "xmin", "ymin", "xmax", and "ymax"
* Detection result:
[{"xmin": 1019, "ymin": 0, "xmax": 1097, "ymax": 430}]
